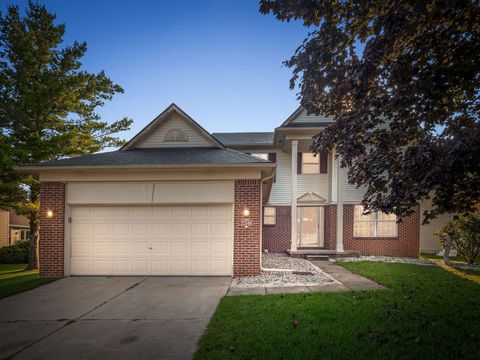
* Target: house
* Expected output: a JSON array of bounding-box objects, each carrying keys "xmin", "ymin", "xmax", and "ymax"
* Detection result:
[
  {"xmin": 21, "ymin": 103, "xmax": 442, "ymax": 278},
  {"xmin": 0, "ymin": 210, "xmax": 30, "ymax": 248}
]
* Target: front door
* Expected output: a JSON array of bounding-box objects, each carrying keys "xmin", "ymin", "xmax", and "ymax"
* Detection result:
[{"xmin": 297, "ymin": 206, "xmax": 324, "ymax": 247}]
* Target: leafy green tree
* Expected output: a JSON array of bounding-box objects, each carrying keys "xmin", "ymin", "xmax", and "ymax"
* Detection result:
[
  {"xmin": 0, "ymin": 2, "xmax": 132, "ymax": 269},
  {"xmin": 260, "ymin": 0, "xmax": 480, "ymax": 221}
]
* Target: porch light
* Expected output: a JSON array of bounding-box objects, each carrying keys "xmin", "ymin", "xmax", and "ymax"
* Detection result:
[
  {"xmin": 46, "ymin": 210, "xmax": 54, "ymax": 218},
  {"xmin": 243, "ymin": 208, "xmax": 250, "ymax": 217}
]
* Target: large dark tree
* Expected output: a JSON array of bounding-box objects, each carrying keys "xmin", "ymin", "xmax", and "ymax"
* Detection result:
[
  {"xmin": 0, "ymin": 2, "xmax": 132, "ymax": 268},
  {"xmin": 260, "ymin": 0, "xmax": 480, "ymax": 221}
]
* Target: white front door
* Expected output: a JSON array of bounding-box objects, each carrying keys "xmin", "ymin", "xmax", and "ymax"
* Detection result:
[
  {"xmin": 70, "ymin": 204, "xmax": 233, "ymax": 276},
  {"xmin": 297, "ymin": 207, "xmax": 324, "ymax": 247}
]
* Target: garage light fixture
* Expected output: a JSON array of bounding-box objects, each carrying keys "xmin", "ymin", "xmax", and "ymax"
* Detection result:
[{"xmin": 46, "ymin": 210, "xmax": 54, "ymax": 218}]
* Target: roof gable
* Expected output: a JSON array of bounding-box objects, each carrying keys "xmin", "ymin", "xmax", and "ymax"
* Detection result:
[
  {"xmin": 121, "ymin": 104, "xmax": 224, "ymax": 150},
  {"xmin": 280, "ymin": 106, "xmax": 333, "ymax": 127}
]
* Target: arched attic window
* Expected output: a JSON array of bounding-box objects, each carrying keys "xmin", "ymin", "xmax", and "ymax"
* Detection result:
[{"xmin": 164, "ymin": 129, "xmax": 188, "ymax": 142}]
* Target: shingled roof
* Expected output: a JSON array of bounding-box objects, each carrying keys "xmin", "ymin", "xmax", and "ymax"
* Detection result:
[
  {"xmin": 212, "ymin": 132, "xmax": 274, "ymax": 146},
  {"xmin": 27, "ymin": 148, "xmax": 271, "ymax": 168}
]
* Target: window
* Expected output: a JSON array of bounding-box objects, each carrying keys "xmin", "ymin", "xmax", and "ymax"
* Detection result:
[
  {"xmin": 263, "ymin": 207, "xmax": 276, "ymax": 225},
  {"xmin": 251, "ymin": 153, "xmax": 269, "ymax": 160},
  {"xmin": 164, "ymin": 129, "xmax": 188, "ymax": 142},
  {"xmin": 10, "ymin": 229, "xmax": 30, "ymax": 244},
  {"xmin": 301, "ymin": 153, "xmax": 320, "ymax": 174},
  {"xmin": 353, "ymin": 205, "xmax": 397, "ymax": 237}
]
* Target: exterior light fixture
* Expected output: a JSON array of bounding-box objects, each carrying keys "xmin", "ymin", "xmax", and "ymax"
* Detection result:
[
  {"xmin": 241, "ymin": 207, "xmax": 253, "ymax": 228},
  {"xmin": 47, "ymin": 210, "xmax": 54, "ymax": 218}
]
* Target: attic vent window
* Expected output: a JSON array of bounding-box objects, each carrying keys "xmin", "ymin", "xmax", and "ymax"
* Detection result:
[{"xmin": 164, "ymin": 129, "xmax": 188, "ymax": 142}]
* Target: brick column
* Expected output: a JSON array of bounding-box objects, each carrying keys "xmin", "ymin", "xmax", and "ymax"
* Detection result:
[
  {"xmin": 39, "ymin": 182, "xmax": 65, "ymax": 277},
  {"xmin": 234, "ymin": 179, "xmax": 261, "ymax": 276},
  {"xmin": 324, "ymin": 204, "xmax": 337, "ymax": 250}
]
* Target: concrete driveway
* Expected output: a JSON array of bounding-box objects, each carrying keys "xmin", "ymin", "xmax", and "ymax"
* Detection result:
[{"xmin": 0, "ymin": 276, "xmax": 230, "ymax": 360}]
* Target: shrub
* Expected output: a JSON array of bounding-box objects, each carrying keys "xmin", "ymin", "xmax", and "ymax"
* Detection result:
[
  {"xmin": 439, "ymin": 209, "xmax": 480, "ymax": 264},
  {"xmin": 0, "ymin": 240, "xmax": 29, "ymax": 264}
]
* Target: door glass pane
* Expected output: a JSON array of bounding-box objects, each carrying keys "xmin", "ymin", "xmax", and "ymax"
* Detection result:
[{"xmin": 300, "ymin": 207, "xmax": 318, "ymax": 246}]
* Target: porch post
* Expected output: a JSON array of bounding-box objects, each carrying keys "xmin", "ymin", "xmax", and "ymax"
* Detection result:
[
  {"xmin": 336, "ymin": 153, "xmax": 345, "ymax": 252},
  {"xmin": 291, "ymin": 140, "xmax": 298, "ymax": 252}
]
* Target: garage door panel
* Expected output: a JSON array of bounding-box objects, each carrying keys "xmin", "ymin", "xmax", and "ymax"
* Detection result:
[{"xmin": 70, "ymin": 204, "xmax": 233, "ymax": 276}]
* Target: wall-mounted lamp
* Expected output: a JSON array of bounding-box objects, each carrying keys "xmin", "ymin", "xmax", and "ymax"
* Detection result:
[
  {"xmin": 46, "ymin": 210, "xmax": 54, "ymax": 218},
  {"xmin": 241, "ymin": 207, "xmax": 253, "ymax": 228}
]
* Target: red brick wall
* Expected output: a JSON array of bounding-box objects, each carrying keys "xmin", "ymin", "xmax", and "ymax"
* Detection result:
[
  {"xmin": 343, "ymin": 205, "xmax": 420, "ymax": 257},
  {"xmin": 39, "ymin": 182, "xmax": 65, "ymax": 277},
  {"xmin": 324, "ymin": 205, "xmax": 337, "ymax": 250},
  {"xmin": 234, "ymin": 179, "xmax": 261, "ymax": 276},
  {"xmin": 262, "ymin": 206, "xmax": 291, "ymax": 253}
]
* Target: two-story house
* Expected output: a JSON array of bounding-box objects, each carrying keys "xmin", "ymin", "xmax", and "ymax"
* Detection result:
[{"xmin": 23, "ymin": 104, "xmax": 443, "ymax": 278}]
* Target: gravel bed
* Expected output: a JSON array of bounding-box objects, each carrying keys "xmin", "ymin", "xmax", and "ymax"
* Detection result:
[
  {"xmin": 332, "ymin": 256, "xmax": 434, "ymax": 266},
  {"xmin": 234, "ymin": 254, "xmax": 334, "ymax": 286}
]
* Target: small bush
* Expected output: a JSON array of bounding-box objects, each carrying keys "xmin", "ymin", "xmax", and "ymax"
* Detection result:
[
  {"xmin": 0, "ymin": 240, "xmax": 29, "ymax": 264},
  {"xmin": 439, "ymin": 209, "xmax": 480, "ymax": 264}
]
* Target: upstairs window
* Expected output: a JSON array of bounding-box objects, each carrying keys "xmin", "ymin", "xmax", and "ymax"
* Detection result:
[
  {"xmin": 164, "ymin": 129, "xmax": 188, "ymax": 142},
  {"xmin": 353, "ymin": 205, "xmax": 397, "ymax": 237},
  {"xmin": 301, "ymin": 153, "xmax": 320, "ymax": 174}
]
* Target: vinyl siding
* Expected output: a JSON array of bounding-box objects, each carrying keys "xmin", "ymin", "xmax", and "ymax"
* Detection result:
[
  {"xmin": 330, "ymin": 161, "xmax": 367, "ymax": 203},
  {"xmin": 0, "ymin": 211, "xmax": 9, "ymax": 247},
  {"xmin": 135, "ymin": 113, "xmax": 214, "ymax": 148},
  {"xmin": 420, "ymin": 198, "xmax": 451, "ymax": 252},
  {"xmin": 268, "ymin": 151, "xmax": 329, "ymax": 205},
  {"xmin": 291, "ymin": 109, "xmax": 334, "ymax": 124}
]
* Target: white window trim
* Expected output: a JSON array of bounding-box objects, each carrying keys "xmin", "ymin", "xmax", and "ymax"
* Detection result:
[
  {"xmin": 353, "ymin": 206, "xmax": 398, "ymax": 237},
  {"xmin": 263, "ymin": 207, "xmax": 276, "ymax": 225}
]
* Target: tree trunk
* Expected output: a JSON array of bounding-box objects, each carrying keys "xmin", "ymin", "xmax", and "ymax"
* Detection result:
[
  {"xmin": 443, "ymin": 234, "xmax": 452, "ymax": 265},
  {"xmin": 27, "ymin": 217, "xmax": 39, "ymax": 270}
]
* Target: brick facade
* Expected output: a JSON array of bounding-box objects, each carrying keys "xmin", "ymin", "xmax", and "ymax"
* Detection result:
[
  {"xmin": 233, "ymin": 179, "xmax": 262, "ymax": 276},
  {"xmin": 39, "ymin": 181, "xmax": 65, "ymax": 277},
  {"xmin": 262, "ymin": 206, "xmax": 291, "ymax": 253},
  {"xmin": 324, "ymin": 205, "xmax": 337, "ymax": 250},
  {"xmin": 343, "ymin": 204, "xmax": 420, "ymax": 257}
]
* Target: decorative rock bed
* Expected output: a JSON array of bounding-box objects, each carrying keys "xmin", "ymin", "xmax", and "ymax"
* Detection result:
[
  {"xmin": 332, "ymin": 256, "xmax": 435, "ymax": 266},
  {"xmin": 233, "ymin": 253, "xmax": 334, "ymax": 287}
]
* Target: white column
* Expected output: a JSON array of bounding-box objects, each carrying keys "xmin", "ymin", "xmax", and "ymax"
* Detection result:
[
  {"xmin": 336, "ymin": 153, "xmax": 345, "ymax": 253},
  {"xmin": 291, "ymin": 140, "xmax": 298, "ymax": 252}
]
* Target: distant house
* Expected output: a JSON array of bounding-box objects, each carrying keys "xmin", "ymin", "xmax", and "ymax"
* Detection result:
[{"xmin": 0, "ymin": 210, "xmax": 30, "ymax": 247}]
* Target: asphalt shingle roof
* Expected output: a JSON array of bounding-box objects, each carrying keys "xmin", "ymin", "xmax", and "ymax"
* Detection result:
[
  {"xmin": 212, "ymin": 132, "xmax": 274, "ymax": 146},
  {"xmin": 32, "ymin": 148, "xmax": 271, "ymax": 167}
]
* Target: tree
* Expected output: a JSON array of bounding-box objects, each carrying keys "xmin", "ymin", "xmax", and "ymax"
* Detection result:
[
  {"xmin": 260, "ymin": 0, "xmax": 480, "ymax": 221},
  {"xmin": 0, "ymin": 2, "xmax": 132, "ymax": 269}
]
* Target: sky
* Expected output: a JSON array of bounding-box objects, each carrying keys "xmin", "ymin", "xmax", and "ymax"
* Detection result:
[{"xmin": 2, "ymin": 0, "xmax": 311, "ymax": 142}]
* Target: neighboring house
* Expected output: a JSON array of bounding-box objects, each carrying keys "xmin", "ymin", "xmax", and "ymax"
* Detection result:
[
  {"xmin": 21, "ymin": 104, "xmax": 444, "ymax": 278},
  {"xmin": 0, "ymin": 210, "xmax": 30, "ymax": 248}
]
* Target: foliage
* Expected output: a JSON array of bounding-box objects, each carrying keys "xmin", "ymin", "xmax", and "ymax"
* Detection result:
[
  {"xmin": 0, "ymin": 2, "xmax": 132, "ymax": 268},
  {"xmin": 0, "ymin": 240, "xmax": 29, "ymax": 264},
  {"xmin": 439, "ymin": 210, "xmax": 480, "ymax": 264},
  {"xmin": 259, "ymin": 0, "xmax": 480, "ymax": 221}
]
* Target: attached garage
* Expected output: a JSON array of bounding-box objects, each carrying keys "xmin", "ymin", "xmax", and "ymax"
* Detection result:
[
  {"xmin": 23, "ymin": 104, "xmax": 274, "ymax": 278},
  {"xmin": 70, "ymin": 205, "xmax": 233, "ymax": 276}
]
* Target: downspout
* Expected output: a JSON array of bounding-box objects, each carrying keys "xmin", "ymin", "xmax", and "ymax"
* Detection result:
[{"xmin": 260, "ymin": 169, "xmax": 276, "ymax": 272}]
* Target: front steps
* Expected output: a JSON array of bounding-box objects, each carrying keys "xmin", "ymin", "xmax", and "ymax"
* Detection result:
[{"xmin": 286, "ymin": 248, "xmax": 360, "ymax": 260}]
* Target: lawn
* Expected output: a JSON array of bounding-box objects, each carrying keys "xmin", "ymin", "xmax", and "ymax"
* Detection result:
[
  {"xmin": 0, "ymin": 264, "xmax": 56, "ymax": 299},
  {"xmin": 195, "ymin": 262, "xmax": 480, "ymax": 360},
  {"xmin": 421, "ymin": 252, "xmax": 479, "ymax": 264}
]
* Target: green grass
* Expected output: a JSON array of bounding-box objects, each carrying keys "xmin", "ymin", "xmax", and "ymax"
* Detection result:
[
  {"xmin": 0, "ymin": 264, "xmax": 56, "ymax": 299},
  {"xmin": 421, "ymin": 252, "xmax": 479, "ymax": 264},
  {"xmin": 195, "ymin": 262, "xmax": 480, "ymax": 360}
]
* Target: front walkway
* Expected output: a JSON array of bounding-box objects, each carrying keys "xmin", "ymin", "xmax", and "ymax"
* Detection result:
[{"xmin": 227, "ymin": 260, "xmax": 385, "ymax": 295}]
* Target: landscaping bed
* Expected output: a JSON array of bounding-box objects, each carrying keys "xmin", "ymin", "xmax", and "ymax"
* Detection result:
[
  {"xmin": 333, "ymin": 255, "xmax": 434, "ymax": 266},
  {"xmin": 233, "ymin": 254, "xmax": 333, "ymax": 287}
]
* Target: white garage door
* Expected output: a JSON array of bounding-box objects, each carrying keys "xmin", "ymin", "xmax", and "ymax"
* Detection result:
[{"xmin": 70, "ymin": 205, "xmax": 233, "ymax": 276}]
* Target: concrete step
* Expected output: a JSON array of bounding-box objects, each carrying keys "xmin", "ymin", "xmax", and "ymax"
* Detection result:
[{"xmin": 306, "ymin": 255, "xmax": 330, "ymax": 261}]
